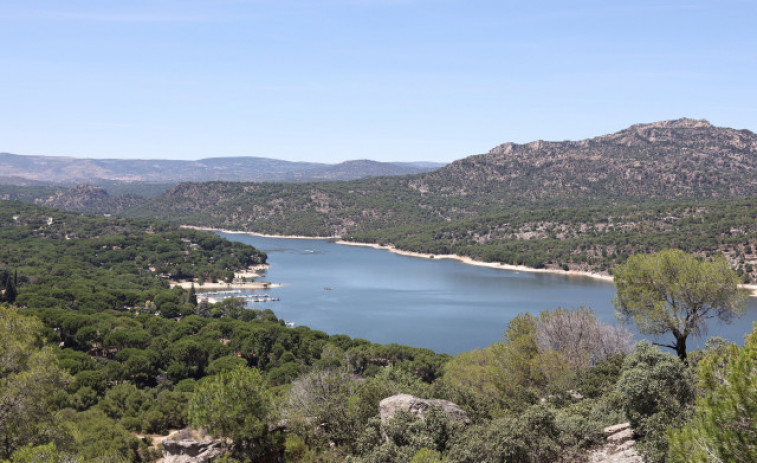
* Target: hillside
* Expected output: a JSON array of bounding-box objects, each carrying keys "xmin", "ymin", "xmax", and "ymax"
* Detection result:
[
  {"xmin": 118, "ymin": 119, "xmax": 757, "ymax": 278},
  {"xmin": 0, "ymin": 152, "xmax": 444, "ymax": 184},
  {"xmin": 1, "ymin": 150, "xmax": 753, "ymax": 463},
  {"xmin": 126, "ymin": 118, "xmax": 757, "ymax": 229},
  {"xmin": 415, "ymin": 118, "xmax": 757, "ymax": 201},
  {"xmin": 34, "ymin": 184, "xmax": 145, "ymax": 213}
]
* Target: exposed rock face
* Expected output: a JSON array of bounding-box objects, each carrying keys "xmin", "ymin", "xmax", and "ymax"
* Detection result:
[
  {"xmin": 467, "ymin": 117, "xmax": 757, "ymax": 200},
  {"xmin": 589, "ymin": 423, "xmax": 643, "ymax": 463},
  {"xmin": 161, "ymin": 432, "xmax": 226, "ymax": 463},
  {"xmin": 379, "ymin": 394, "xmax": 471, "ymax": 425}
]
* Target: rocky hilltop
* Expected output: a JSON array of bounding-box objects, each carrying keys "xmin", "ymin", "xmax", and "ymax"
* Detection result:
[{"xmin": 425, "ymin": 118, "xmax": 757, "ymax": 200}]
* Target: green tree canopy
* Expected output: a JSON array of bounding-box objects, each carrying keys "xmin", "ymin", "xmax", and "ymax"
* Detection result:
[
  {"xmin": 668, "ymin": 324, "xmax": 757, "ymax": 463},
  {"xmin": 0, "ymin": 305, "xmax": 71, "ymax": 459},
  {"xmin": 613, "ymin": 249, "xmax": 747, "ymax": 360},
  {"xmin": 189, "ymin": 366, "xmax": 280, "ymax": 460}
]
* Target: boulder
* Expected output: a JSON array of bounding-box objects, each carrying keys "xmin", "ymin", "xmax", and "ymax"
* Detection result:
[
  {"xmin": 603, "ymin": 422, "xmax": 631, "ymax": 437},
  {"xmin": 161, "ymin": 430, "xmax": 226, "ymax": 463},
  {"xmin": 379, "ymin": 394, "xmax": 470, "ymax": 425},
  {"xmin": 607, "ymin": 428, "xmax": 635, "ymax": 446},
  {"xmin": 589, "ymin": 423, "xmax": 642, "ymax": 463}
]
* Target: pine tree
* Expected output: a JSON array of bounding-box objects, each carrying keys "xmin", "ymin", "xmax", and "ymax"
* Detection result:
[
  {"xmin": 187, "ymin": 283, "xmax": 197, "ymax": 306},
  {"xmin": 668, "ymin": 325, "xmax": 757, "ymax": 462},
  {"xmin": 4, "ymin": 278, "xmax": 17, "ymax": 303}
]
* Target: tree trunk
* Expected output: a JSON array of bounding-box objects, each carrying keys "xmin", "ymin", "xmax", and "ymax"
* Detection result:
[{"xmin": 675, "ymin": 334, "xmax": 687, "ymax": 362}]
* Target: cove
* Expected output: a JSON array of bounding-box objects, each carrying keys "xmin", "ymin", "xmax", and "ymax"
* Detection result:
[{"xmin": 219, "ymin": 232, "xmax": 757, "ymax": 355}]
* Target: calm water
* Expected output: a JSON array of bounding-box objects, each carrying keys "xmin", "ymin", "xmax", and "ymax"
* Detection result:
[{"xmin": 218, "ymin": 233, "xmax": 757, "ymax": 355}]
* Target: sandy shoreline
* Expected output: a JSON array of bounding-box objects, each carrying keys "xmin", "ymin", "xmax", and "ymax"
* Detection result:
[
  {"xmin": 337, "ymin": 242, "xmax": 757, "ymax": 296},
  {"xmin": 182, "ymin": 225, "xmax": 757, "ymax": 296},
  {"xmin": 181, "ymin": 225, "xmax": 338, "ymax": 240},
  {"xmin": 743, "ymin": 284, "xmax": 757, "ymax": 297},
  {"xmin": 336, "ymin": 240, "xmax": 616, "ymax": 283}
]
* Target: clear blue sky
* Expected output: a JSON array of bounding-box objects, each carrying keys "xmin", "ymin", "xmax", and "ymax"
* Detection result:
[{"xmin": 1, "ymin": 0, "xmax": 755, "ymax": 163}]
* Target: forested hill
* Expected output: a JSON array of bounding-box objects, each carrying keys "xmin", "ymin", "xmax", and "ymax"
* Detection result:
[
  {"xmin": 124, "ymin": 118, "xmax": 757, "ymax": 233},
  {"xmin": 0, "ymin": 201, "xmax": 267, "ymax": 305}
]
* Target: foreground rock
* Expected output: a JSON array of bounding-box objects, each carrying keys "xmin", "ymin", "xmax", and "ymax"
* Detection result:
[
  {"xmin": 379, "ymin": 394, "xmax": 471, "ymax": 425},
  {"xmin": 161, "ymin": 429, "xmax": 226, "ymax": 463},
  {"xmin": 589, "ymin": 423, "xmax": 643, "ymax": 463}
]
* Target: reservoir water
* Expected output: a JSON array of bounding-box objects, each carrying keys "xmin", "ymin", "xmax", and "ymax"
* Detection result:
[{"xmin": 219, "ymin": 232, "xmax": 757, "ymax": 355}]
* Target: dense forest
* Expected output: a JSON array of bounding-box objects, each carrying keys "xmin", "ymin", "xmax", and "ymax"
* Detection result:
[
  {"xmin": 1, "ymin": 201, "xmax": 755, "ymax": 462},
  {"xmin": 346, "ymin": 197, "xmax": 757, "ymax": 281}
]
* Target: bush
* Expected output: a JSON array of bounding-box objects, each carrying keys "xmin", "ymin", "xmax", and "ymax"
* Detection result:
[
  {"xmin": 668, "ymin": 325, "xmax": 757, "ymax": 463},
  {"xmin": 615, "ymin": 342, "xmax": 695, "ymax": 463},
  {"xmin": 446, "ymin": 405, "xmax": 561, "ymax": 463}
]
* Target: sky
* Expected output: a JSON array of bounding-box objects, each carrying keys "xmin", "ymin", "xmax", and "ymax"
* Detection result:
[{"xmin": 1, "ymin": 0, "xmax": 755, "ymax": 163}]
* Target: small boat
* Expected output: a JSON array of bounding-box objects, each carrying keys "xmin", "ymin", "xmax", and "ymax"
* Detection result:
[
  {"xmin": 285, "ymin": 321, "xmax": 295, "ymax": 328},
  {"xmin": 324, "ymin": 287, "xmax": 334, "ymax": 291}
]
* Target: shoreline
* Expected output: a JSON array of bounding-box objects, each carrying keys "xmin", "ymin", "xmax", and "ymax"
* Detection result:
[
  {"xmin": 169, "ymin": 264, "xmax": 279, "ymax": 290},
  {"xmin": 170, "ymin": 281, "xmax": 282, "ymax": 290},
  {"xmin": 182, "ymin": 225, "xmax": 757, "ymax": 296},
  {"xmin": 181, "ymin": 225, "xmax": 338, "ymax": 240},
  {"xmin": 335, "ymin": 240, "xmax": 616, "ymax": 283}
]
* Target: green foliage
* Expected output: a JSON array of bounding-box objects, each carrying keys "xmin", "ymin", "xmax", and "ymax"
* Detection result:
[
  {"xmin": 615, "ymin": 342, "xmax": 695, "ymax": 463},
  {"xmin": 59, "ymin": 408, "xmax": 143, "ymax": 462},
  {"xmin": 207, "ymin": 355, "xmax": 247, "ymax": 375},
  {"xmin": 285, "ymin": 367, "xmax": 373, "ymax": 452},
  {"xmin": 0, "ymin": 268, "xmax": 17, "ymax": 303},
  {"xmin": 410, "ymin": 448, "xmax": 444, "ymax": 463},
  {"xmin": 6, "ymin": 198, "xmax": 751, "ymax": 462},
  {"xmin": 0, "ymin": 305, "xmax": 71, "ymax": 459},
  {"xmin": 0, "ymin": 201, "xmax": 265, "ymax": 317},
  {"xmin": 668, "ymin": 324, "xmax": 757, "ymax": 463},
  {"xmin": 443, "ymin": 309, "xmax": 629, "ymax": 417},
  {"xmin": 116, "ymin": 165, "xmax": 757, "ymax": 283},
  {"xmin": 355, "ymin": 409, "xmax": 463, "ymax": 463},
  {"xmin": 189, "ymin": 366, "xmax": 281, "ymax": 459},
  {"xmin": 614, "ymin": 249, "xmax": 747, "ymax": 360},
  {"xmin": 5, "ymin": 443, "xmax": 76, "ymax": 463},
  {"xmin": 445, "ymin": 405, "xmax": 562, "ymax": 463}
]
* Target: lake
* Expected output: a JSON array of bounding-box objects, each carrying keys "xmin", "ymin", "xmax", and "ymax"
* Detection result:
[{"xmin": 218, "ymin": 232, "xmax": 757, "ymax": 355}]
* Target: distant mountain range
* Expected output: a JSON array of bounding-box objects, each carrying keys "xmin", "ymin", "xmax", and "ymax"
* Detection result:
[{"xmin": 0, "ymin": 153, "xmax": 445, "ymax": 185}]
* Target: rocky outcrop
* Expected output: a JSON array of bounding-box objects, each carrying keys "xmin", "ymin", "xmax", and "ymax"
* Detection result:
[
  {"xmin": 379, "ymin": 394, "xmax": 470, "ymax": 425},
  {"xmin": 589, "ymin": 423, "xmax": 643, "ymax": 463},
  {"xmin": 161, "ymin": 429, "xmax": 226, "ymax": 463}
]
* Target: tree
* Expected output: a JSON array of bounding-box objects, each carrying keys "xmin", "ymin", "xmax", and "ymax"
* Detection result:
[
  {"xmin": 0, "ymin": 305, "xmax": 71, "ymax": 459},
  {"xmin": 5, "ymin": 443, "xmax": 76, "ymax": 463},
  {"xmin": 534, "ymin": 307, "xmax": 633, "ymax": 370},
  {"xmin": 189, "ymin": 366, "xmax": 280, "ymax": 460},
  {"xmin": 668, "ymin": 324, "xmax": 757, "ymax": 463},
  {"xmin": 283, "ymin": 366, "xmax": 364, "ymax": 450},
  {"xmin": 613, "ymin": 249, "xmax": 747, "ymax": 360}
]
